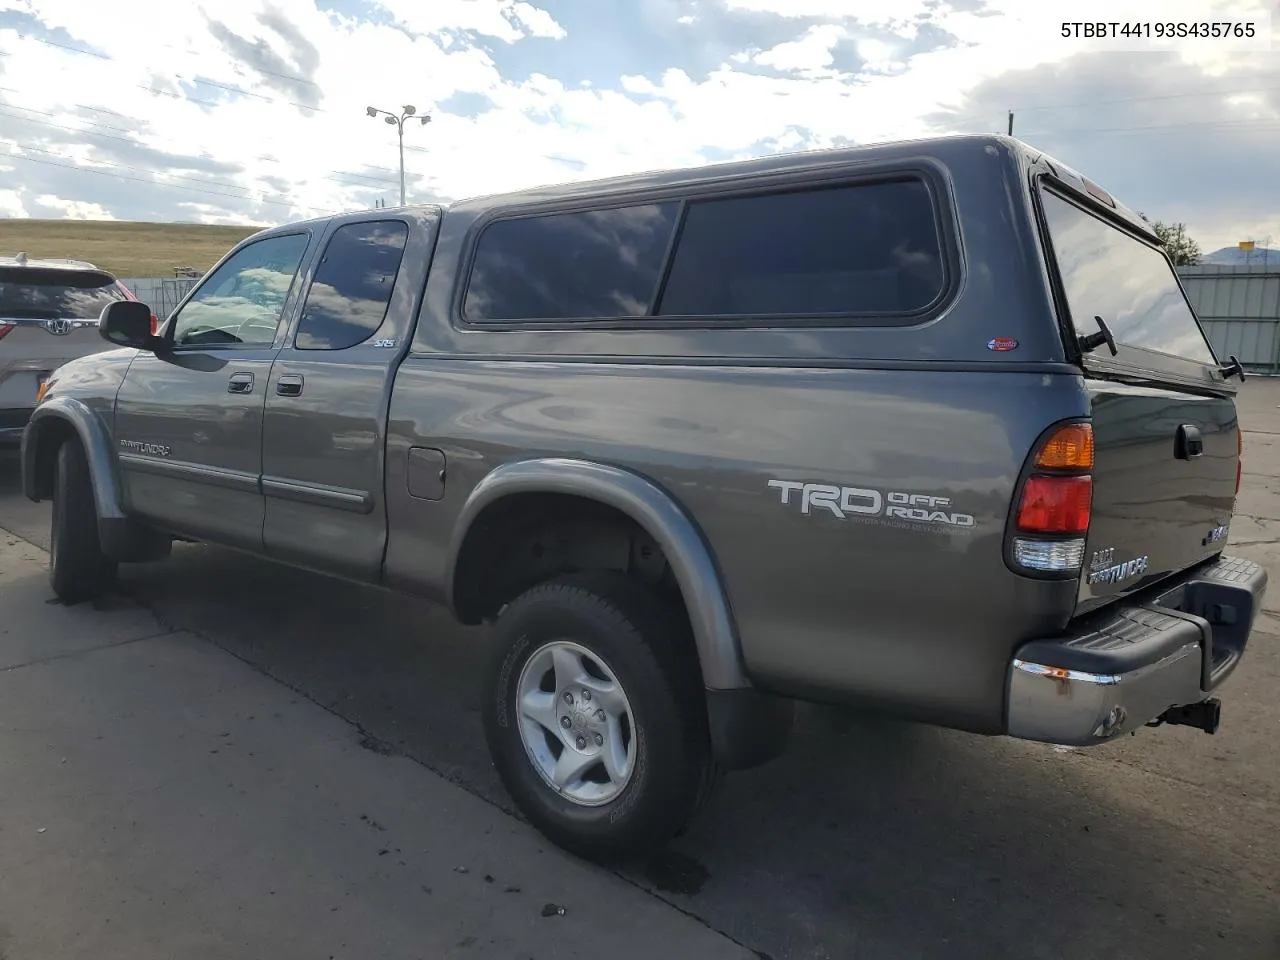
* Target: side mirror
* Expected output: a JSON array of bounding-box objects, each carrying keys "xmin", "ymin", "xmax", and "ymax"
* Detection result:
[{"xmin": 100, "ymin": 300, "xmax": 161, "ymax": 351}]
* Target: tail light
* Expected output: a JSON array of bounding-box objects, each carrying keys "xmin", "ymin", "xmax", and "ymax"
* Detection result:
[
  {"xmin": 150, "ymin": 314, "xmax": 159, "ymax": 335},
  {"xmin": 0, "ymin": 321, "xmax": 13, "ymax": 341},
  {"xmin": 1010, "ymin": 421, "xmax": 1094, "ymax": 575},
  {"xmin": 1016, "ymin": 475, "xmax": 1093, "ymax": 533}
]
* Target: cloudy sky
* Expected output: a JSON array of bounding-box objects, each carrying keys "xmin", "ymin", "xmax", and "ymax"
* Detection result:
[{"xmin": 0, "ymin": 0, "xmax": 1276, "ymax": 252}]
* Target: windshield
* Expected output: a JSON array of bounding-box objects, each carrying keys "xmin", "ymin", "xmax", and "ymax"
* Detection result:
[
  {"xmin": 0, "ymin": 267, "xmax": 127, "ymax": 320},
  {"xmin": 1039, "ymin": 188, "xmax": 1216, "ymax": 366}
]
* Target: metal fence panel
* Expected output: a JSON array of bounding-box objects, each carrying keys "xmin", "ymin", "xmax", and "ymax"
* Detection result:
[
  {"xmin": 1179, "ymin": 265, "xmax": 1280, "ymax": 373},
  {"xmin": 1200, "ymin": 320, "xmax": 1279, "ymax": 371},
  {"xmin": 117, "ymin": 277, "xmax": 201, "ymax": 321}
]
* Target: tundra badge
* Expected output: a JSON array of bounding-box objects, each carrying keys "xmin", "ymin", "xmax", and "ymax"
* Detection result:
[
  {"xmin": 1087, "ymin": 547, "xmax": 1150, "ymax": 586},
  {"xmin": 119, "ymin": 439, "xmax": 172, "ymax": 458}
]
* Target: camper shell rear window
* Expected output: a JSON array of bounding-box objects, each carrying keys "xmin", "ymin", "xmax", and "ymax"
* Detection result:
[{"xmin": 1038, "ymin": 186, "xmax": 1217, "ymax": 367}]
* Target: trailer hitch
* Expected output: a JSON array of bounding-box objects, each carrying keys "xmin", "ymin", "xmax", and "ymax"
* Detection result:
[{"xmin": 1150, "ymin": 697, "xmax": 1222, "ymax": 735}]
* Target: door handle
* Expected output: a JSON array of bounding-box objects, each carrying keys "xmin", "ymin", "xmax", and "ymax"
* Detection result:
[
  {"xmin": 1175, "ymin": 423, "xmax": 1204, "ymax": 460},
  {"xmin": 276, "ymin": 374, "xmax": 304, "ymax": 397},
  {"xmin": 227, "ymin": 372, "xmax": 254, "ymax": 394}
]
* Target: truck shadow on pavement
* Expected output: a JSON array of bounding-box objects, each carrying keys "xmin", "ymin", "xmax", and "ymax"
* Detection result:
[{"xmin": 1, "ymin": 457, "xmax": 1276, "ymax": 960}]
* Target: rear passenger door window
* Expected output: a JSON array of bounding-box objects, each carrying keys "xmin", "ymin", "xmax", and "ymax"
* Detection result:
[
  {"xmin": 295, "ymin": 220, "xmax": 409, "ymax": 350},
  {"xmin": 657, "ymin": 179, "xmax": 945, "ymax": 318},
  {"xmin": 463, "ymin": 203, "xmax": 679, "ymax": 321}
]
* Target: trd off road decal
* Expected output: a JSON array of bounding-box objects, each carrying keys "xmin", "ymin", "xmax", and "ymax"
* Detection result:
[{"xmin": 768, "ymin": 479, "xmax": 975, "ymax": 533}]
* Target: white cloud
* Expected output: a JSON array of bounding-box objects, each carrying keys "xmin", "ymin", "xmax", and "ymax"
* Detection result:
[
  {"xmin": 0, "ymin": 189, "xmax": 29, "ymax": 218},
  {"xmin": 509, "ymin": 0, "xmax": 568, "ymax": 39},
  {"xmin": 1190, "ymin": 212, "xmax": 1280, "ymax": 255},
  {"xmin": 34, "ymin": 195, "xmax": 118, "ymax": 219},
  {"xmin": 753, "ymin": 24, "xmax": 847, "ymax": 73},
  {"xmin": 722, "ymin": 0, "xmax": 933, "ymax": 31},
  {"xmin": 177, "ymin": 202, "xmax": 274, "ymax": 227},
  {"xmin": 370, "ymin": 0, "xmax": 566, "ymax": 41}
]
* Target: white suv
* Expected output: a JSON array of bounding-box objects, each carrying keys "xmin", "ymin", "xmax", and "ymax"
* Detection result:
[{"xmin": 0, "ymin": 253, "xmax": 153, "ymax": 445}]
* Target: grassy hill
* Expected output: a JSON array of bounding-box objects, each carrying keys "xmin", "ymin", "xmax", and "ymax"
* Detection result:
[{"xmin": 0, "ymin": 218, "xmax": 262, "ymax": 277}]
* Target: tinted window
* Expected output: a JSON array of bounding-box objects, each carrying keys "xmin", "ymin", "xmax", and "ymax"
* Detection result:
[
  {"xmin": 464, "ymin": 203, "xmax": 679, "ymax": 321},
  {"xmin": 0, "ymin": 268, "xmax": 125, "ymax": 319},
  {"xmin": 657, "ymin": 179, "xmax": 945, "ymax": 318},
  {"xmin": 295, "ymin": 220, "xmax": 408, "ymax": 350},
  {"xmin": 171, "ymin": 233, "xmax": 309, "ymax": 348},
  {"xmin": 1040, "ymin": 190, "xmax": 1216, "ymax": 365}
]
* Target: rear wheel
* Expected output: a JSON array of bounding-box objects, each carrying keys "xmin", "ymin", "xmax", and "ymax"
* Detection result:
[
  {"xmin": 482, "ymin": 571, "xmax": 721, "ymax": 863},
  {"xmin": 49, "ymin": 438, "xmax": 115, "ymax": 604}
]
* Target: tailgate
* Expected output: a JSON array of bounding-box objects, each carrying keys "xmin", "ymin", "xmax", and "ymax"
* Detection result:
[
  {"xmin": 1081, "ymin": 381, "xmax": 1238, "ymax": 611},
  {"xmin": 1034, "ymin": 178, "xmax": 1241, "ymax": 617},
  {"xmin": 0, "ymin": 318, "xmax": 111, "ymax": 388}
]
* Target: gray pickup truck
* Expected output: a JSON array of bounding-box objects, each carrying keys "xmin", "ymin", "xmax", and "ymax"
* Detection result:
[{"xmin": 21, "ymin": 134, "xmax": 1268, "ymax": 862}]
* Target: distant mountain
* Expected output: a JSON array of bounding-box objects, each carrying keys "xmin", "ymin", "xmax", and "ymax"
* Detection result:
[{"xmin": 1200, "ymin": 246, "xmax": 1278, "ymax": 266}]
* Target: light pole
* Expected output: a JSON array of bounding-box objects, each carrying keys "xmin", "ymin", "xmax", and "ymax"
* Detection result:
[{"xmin": 365, "ymin": 103, "xmax": 431, "ymax": 207}]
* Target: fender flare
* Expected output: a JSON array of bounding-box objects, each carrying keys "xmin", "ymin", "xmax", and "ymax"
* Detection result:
[
  {"xmin": 22, "ymin": 397, "xmax": 126, "ymax": 521},
  {"xmin": 446, "ymin": 457, "xmax": 750, "ymax": 692}
]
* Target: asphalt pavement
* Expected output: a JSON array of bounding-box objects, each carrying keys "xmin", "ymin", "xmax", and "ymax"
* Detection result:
[{"xmin": 2, "ymin": 382, "xmax": 1279, "ymax": 959}]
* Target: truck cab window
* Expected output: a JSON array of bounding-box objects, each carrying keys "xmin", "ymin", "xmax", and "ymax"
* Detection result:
[
  {"xmin": 294, "ymin": 220, "xmax": 410, "ymax": 350},
  {"xmin": 463, "ymin": 203, "xmax": 679, "ymax": 321},
  {"xmin": 657, "ymin": 178, "xmax": 946, "ymax": 319},
  {"xmin": 170, "ymin": 233, "xmax": 309, "ymax": 348}
]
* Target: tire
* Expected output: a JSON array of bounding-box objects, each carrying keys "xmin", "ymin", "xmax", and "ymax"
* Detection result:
[
  {"xmin": 482, "ymin": 570, "xmax": 722, "ymax": 863},
  {"xmin": 49, "ymin": 438, "xmax": 116, "ymax": 604}
]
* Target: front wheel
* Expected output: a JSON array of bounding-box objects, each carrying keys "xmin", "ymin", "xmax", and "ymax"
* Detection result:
[
  {"xmin": 49, "ymin": 438, "xmax": 116, "ymax": 604},
  {"xmin": 481, "ymin": 571, "xmax": 721, "ymax": 863}
]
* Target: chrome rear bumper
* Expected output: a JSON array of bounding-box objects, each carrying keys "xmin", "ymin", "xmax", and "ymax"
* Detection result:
[{"xmin": 1007, "ymin": 556, "xmax": 1266, "ymax": 745}]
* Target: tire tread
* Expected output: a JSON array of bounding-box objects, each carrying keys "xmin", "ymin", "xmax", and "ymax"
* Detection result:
[
  {"xmin": 49, "ymin": 438, "xmax": 114, "ymax": 604},
  {"xmin": 483, "ymin": 570, "xmax": 722, "ymax": 861}
]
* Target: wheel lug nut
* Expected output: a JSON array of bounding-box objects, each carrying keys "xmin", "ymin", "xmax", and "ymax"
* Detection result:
[
  {"xmin": 562, "ymin": 692, "xmax": 573, "ymax": 704},
  {"xmin": 581, "ymin": 689, "xmax": 591, "ymax": 702},
  {"xmin": 560, "ymin": 716, "xmax": 571, "ymax": 729},
  {"xmin": 575, "ymin": 736, "xmax": 587, "ymax": 749},
  {"xmin": 595, "ymin": 709, "xmax": 606, "ymax": 722},
  {"xmin": 594, "ymin": 733, "xmax": 603, "ymax": 746}
]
